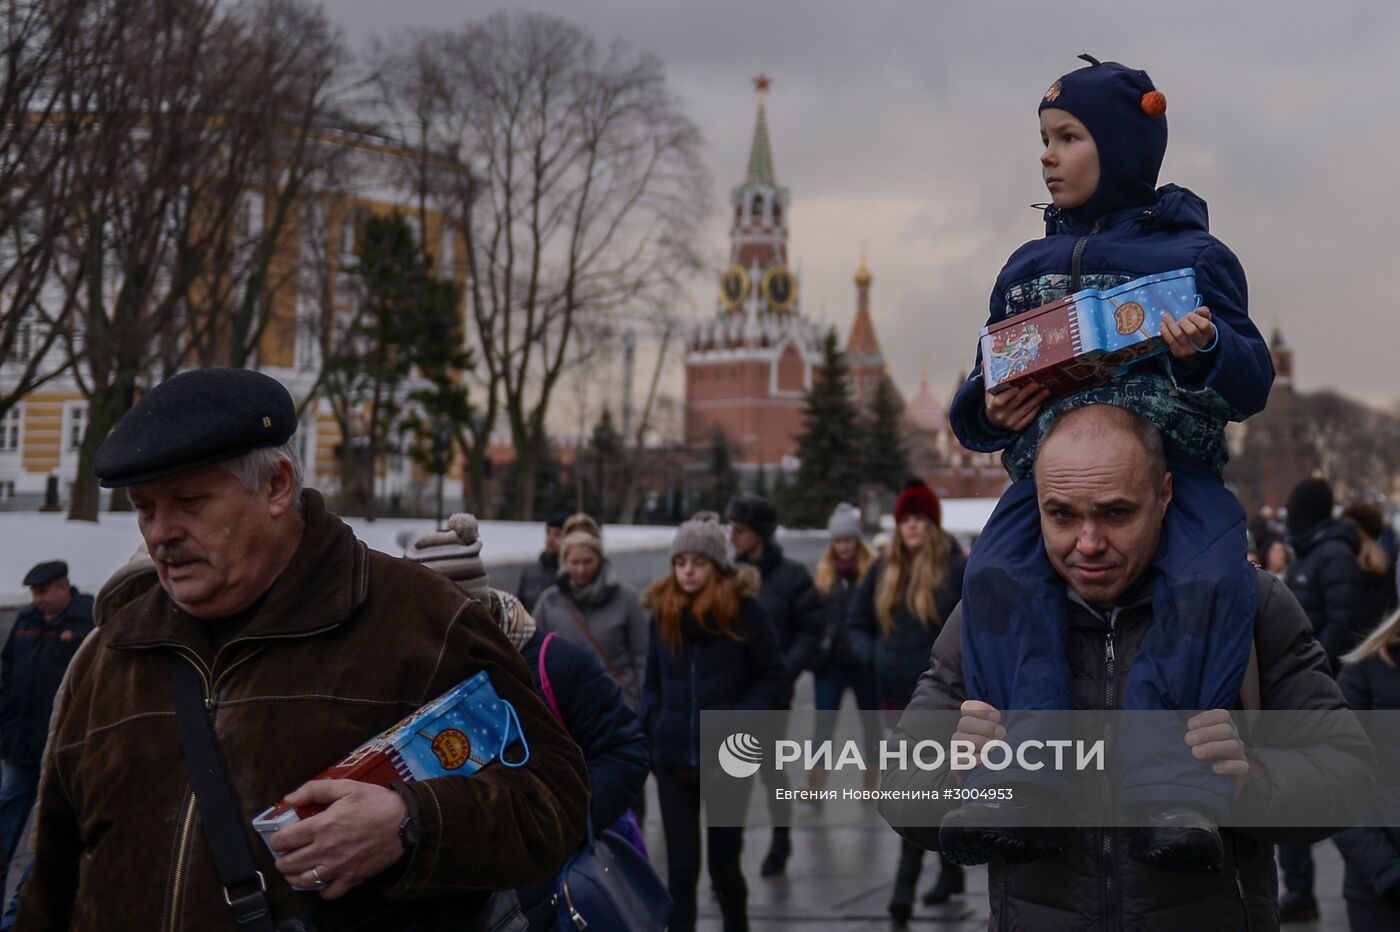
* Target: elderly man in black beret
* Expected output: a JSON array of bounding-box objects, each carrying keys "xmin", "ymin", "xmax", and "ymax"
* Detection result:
[
  {"xmin": 0, "ymin": 561, "xmax": 92, "ymax": 872},
  {"xmin": 18, "ymin": 367, "xmax": 589, "ymax": 931}
]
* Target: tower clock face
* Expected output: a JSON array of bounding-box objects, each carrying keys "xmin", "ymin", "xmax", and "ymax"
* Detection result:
[
  {"xmin": 720, "ymin": 265, "xmax": 750, "ymax": 311},
  {"xmin": 761, "ymin": 265, "xmax": 798, "ymax": 312}
]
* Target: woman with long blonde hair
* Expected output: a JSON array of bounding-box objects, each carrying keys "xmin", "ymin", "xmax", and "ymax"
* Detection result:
[
  {"xmin": 1334, "ymin": 605, "xmax": 1400, "ymax": 931},
  {"xmin": 641, "ymin": 513, "xmax": 787, "ymax": 932},
  {"xmin": 848, "ymin": 480, "xmax": 966, "ymax": 923}
]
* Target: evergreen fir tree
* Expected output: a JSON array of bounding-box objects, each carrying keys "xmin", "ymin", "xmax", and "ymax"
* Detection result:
[
  {"xmin": 705, "ymin": 430, "xmax": 740, "ymax": 512},
  {"xmin": 790, "ymin": 328, "xmax": 862, "ymax": 527},
  {"xmin": 863, "ymin": 376, "xmax": 910, "ymax": 492},
  {"xmin": 753, "ymin": 463, "xmax": 769, "ymax": 499}
]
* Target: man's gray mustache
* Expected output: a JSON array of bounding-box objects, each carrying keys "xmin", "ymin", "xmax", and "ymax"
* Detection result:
[{"xmin": 153, "ymin": 544, "xmax": 207, "ymax": 564}]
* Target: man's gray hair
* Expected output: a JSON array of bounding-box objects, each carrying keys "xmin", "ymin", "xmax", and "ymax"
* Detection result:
[
  {"xmin": 1035, "ymin": 404, "xmax": 1166, "ymax": 480},
  {"xmin": 219, "ymin": 440, "xmax": 304, "ymax": 512}
]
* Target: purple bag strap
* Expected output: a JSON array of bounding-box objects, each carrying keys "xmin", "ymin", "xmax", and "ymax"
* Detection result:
[{"xmin": 537, "ymin": 632, "xmax": 568, "ymax": 731}]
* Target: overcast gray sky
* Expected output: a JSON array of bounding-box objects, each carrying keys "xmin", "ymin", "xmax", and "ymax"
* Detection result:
[{"xmin": 333, "ymin": 0, "xmax": 1400, "ymax": 409}]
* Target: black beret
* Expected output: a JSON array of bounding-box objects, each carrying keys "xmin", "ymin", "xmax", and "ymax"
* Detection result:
[
  {"xmin": 23, "ymin": 560, "xmax": 68, "ymax": 587},
  {"xmin": 724, "ymin": 494, "xmax": 778, "ymax": 540},
  {"xmin": 94, "ymin": 367, "xmax": 296, "ymax": 488}
]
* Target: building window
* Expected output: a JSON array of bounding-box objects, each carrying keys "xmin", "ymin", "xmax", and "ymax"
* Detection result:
[
  {"xmin": 438, "ymin": 224, "xmax": 454, "ymax": 279},
  {"xmin": 16, "ymin": 317, "xmax": 33, "ymax": 361},
  {"xmin": 67, "ymin": 404, "xmax": 87, "ymax": 452},
  {"xmin": 0, "ymin": 406, "xmax": 19, "ymax": 452},
  {"xmin": 238, "ymin": 192, "xmax": 265, "ymax": 240},
  {"xmin": 296, "ymin": 308, "xmax": 320, "ymax": 371},
  {"xmin": 0, "ymin": 480, "xmax": 13, "ymax": 501}
]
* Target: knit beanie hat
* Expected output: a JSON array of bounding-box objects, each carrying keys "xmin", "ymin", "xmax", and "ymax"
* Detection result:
[
  {"xmin": 561, "ymin": 512, "xmax": 601, "ymax": 540},
  {"xmin": 827, "ymin": 502, "xmax": 863, "ymax": 540},
  {"xmin": 894, "ymin": 479, "xmax": 941, "ymax": 527},
  {"xmin": 724, "ymin": 494, "xmax": 778, "ymax": 541},
  {"xmin": 407, "ymin": 513, "xmax": 490, "ymax": 605},
  {"xmin": 1286, "ymin": 478, "xmax": 1334, "ymax": 537},
  {"xmin": 672, "ymin": 511, "xmax": 731, "ymax": 572},
  {"xmin": 485, "ymin": 588, "xmax": 538, "ymax": 651},
  {"xmin": 559, "ymin": 511, "xmax": 604, "ymax": 561},
  {"xmin": 1039, "ymin": 54, "xmax": 1168, "ymax": 221}
]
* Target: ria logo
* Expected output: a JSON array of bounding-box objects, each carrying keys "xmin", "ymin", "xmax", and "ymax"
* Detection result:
[{"xmin": 717, "ymin": 733, "xmax": 764, "ymax": 778}]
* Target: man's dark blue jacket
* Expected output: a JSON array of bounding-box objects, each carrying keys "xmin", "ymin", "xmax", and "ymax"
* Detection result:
[
  {"xmin": 1, "ymin": 590, "xmax": 94, "ymax": 765},
  {"xmin": 736, "ymin": 543, "xmax": 824, "ymax": 681}
]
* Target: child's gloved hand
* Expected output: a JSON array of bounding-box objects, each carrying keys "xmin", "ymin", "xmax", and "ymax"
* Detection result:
[
  {"xmin": 985, "ymin": 382, "xmax": 1051, "ymax": 432},
  {"xmin": 1161, "ymin": 306, "xmax": 1217, "ymax": 361}
]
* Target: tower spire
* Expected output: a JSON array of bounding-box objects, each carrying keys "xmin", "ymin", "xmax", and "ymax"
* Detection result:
[{"xmin": 745, "ymin": 74, "xmax": 777, "ymax": 187}]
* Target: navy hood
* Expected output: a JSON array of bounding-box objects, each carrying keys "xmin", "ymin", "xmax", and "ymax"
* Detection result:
[{"xmin": 1040, "ymin": 55, "xmax": 1169, "ymax": 224}]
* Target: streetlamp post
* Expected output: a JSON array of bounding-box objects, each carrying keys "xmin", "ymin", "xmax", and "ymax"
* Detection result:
[{"xmin": 433, "ymin": 416, "xmax": 452, "ymax": 530}]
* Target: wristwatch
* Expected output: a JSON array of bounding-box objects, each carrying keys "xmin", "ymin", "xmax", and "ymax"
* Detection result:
[{"xmin": 398, "ymin": 808, "xmax": 419, "ymax": 851}]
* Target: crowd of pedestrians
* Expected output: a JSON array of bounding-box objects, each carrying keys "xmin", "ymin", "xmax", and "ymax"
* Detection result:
[{"xmin": 4, "ymin": 374, "xmax": 1400, "ymax": 932}]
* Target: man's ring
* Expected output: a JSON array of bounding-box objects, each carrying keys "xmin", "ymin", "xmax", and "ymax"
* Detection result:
[{"xmin": 309, "ymin": 866, "xmax": 327, "ymax": 890}]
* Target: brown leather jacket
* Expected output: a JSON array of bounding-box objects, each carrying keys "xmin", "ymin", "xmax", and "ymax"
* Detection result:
[{"xmin": 18, "ymin": 491, "xmax": 589, "ymax": 931}]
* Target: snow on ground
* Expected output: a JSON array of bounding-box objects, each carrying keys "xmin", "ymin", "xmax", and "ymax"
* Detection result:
[
  {"xmin": 0, "ymin": 498, "xmax": 1000, "ymax": 606},
  {"xmin": 0, "ymin": 511, "xmax": 676, "ymax": 606}
]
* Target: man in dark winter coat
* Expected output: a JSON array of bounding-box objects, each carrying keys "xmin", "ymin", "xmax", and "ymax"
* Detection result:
[
  {"xmin": 515, "ymin": 513, "xmax": 565, "ymax": 614},
  {"xmin": 20, "ymin": 368, "xmax": 588, "ymax": 932},
  {"xmin": 1284, "ymin": 478, "xmax": 1365, "ymax": 669},
  {"xmin": 0, "ymin": 561, "xmax": 94, "ymax": 867},
  {"xmin": 881, "ymin": 405, "xmax": 1375, "ymax": 932},
  {"xmin": 725, "ymin": 494, "xmax": 823, "ymax": 877},
  {"xmin": 725, "ymin": 495, "xmax": 824, "ymax": 680},
  {"xmin": 1276, "ymin": 476, "xmax": 1367, "ymax": 921}
]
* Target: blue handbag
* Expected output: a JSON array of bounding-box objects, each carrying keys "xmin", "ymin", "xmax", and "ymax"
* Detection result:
[{"xmin": 553, "ymin": 816, "xmax": 671, "ymax": 931}]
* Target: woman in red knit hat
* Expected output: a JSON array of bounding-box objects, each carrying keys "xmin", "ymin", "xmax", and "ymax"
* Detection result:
[{"xmin": 847, "ymin": 479, "xmax": 967, "ymax": 923}]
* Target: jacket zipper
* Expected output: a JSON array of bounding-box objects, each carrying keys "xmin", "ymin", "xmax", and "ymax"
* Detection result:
[
  {"xmin": 165, "ymin": 649, "xmax": 211, "ymax": 932},
  {"xmin": 1100, "ymin": 612, "xmax": 1119, "ymax": 932},
  {"xmin": 997, "ymin": 869, "xmax": 1009, "ymax": 932},
  {"xmin": 1069, "ymin": 218, "xmax": 1104, "ymax": 292},
  {"xmin": 688, "ymin": 650, "xmax": 699, "ymax": 769},
  {"xmin": 163, "ymin": 644, "xmax": 266, "ymax": 931},
  {"xmin": 1231, "ymin": 835, "xmax": 1251, "ymax": 931}
]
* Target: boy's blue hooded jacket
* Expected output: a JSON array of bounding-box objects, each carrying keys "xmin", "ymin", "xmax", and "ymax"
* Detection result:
[{"xmin": 951, "ymin": 183, "xmax": 1274, "ymax": 477}]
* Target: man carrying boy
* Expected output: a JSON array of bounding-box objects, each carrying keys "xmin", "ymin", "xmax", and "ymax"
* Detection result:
[
  {"xmin": 946, "ymin": 55, "xmax": 1277, "ymax": 866},
  {"xmin": 881, "ymin": 405, "xmax": 1374, "ymax": 930}
]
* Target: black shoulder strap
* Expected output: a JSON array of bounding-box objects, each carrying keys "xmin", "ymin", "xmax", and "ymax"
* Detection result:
[{"xmin": 168, "ymin": 654, "xmax": 277, "ymax": 931}]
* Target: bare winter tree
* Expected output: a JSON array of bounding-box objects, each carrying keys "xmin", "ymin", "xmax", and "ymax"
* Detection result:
[
  {"xmin": 0, "ymin": 0, "xmax": 104, "ymax": 414},
  {"xmin": 27, "ymin": 0, "xmax": 351, "ymax": 521},
  {"xmin": 373, "ymin": 12, "xmax": 709, "ymax": 519}
]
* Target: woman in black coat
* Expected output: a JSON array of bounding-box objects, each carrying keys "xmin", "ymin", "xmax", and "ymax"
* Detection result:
[
  {"xmin": 846, "ymin": 481, "xmax": 966, "ymax": 924},
  {"xmin": 809, "ymin": 503, "xmax": 881, "ymax": 795},
  {"xmin": 1335, "ymin": 606, "xmax": 1400, "ymax": 932},
  {"xmin": 641, "ymin": 513, "xmax": 788, "ymax": 932}
]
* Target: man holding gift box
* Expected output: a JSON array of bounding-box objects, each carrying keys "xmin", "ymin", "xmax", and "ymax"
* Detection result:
[{"xmin": 17, "ymin": 367, "xmax": 590, "ymax": 931}]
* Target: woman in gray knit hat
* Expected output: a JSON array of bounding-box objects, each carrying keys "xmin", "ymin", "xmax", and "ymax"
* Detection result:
[
  {"xmin": 640, "ymin": 513, "xmax": 787, "ymax": 932},
  {"xmin": 530, "ymin": 512, "xmax": 649, "ymax": 709},
  {"xmin": 408, "ymin": 514, "xmax": 652, "ymax": 931},
  {"xmin": 809, "ymin": 503, "xmax": 881, "ymax": 798}
]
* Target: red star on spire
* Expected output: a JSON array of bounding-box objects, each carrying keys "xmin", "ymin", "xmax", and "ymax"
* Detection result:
[{"xmin": 754, "ymin": 73, "xmax": 772, "ymax": 94}]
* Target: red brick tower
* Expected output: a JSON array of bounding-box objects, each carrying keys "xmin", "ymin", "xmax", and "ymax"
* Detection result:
[{"xmin": 684, "ymin": 75, "xmax": 824, "ymax": 467}]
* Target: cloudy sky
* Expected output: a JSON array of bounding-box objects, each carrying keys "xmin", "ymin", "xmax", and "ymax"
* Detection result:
[{"xmin": 334, "ymin": 0, "xmax": 1400, "ymax": 412}]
